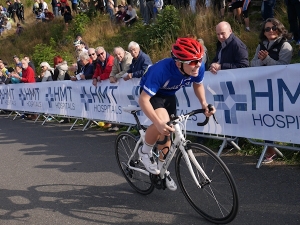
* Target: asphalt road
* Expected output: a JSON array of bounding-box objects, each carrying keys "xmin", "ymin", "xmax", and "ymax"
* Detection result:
[{"xmin": 0, "ymin": 114, "xmax": 299, "ymax": 225}]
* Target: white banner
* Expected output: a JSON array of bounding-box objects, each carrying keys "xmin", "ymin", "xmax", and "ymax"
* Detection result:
[{"xmin": 0, "ymin": 64, "xmax": 299, "ymax": 144}]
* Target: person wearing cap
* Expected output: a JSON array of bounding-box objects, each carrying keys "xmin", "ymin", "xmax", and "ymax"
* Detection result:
[
  {"xmin": 38, "ymin": 62, "xmax": 53, "ymax": 82},
  {"xmin": 138, "ymin": 37, "xmax": 216, "ymax": 191}
]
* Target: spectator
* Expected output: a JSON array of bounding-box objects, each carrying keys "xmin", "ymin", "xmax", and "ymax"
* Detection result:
[
  {"xmin": 285, "ymin": 0, "xmax": 300, "ymax": 45},
  {"xmin": 140, "ymin": 0, "xmax": 146, "ymax": 24},
  {"xmin": 229, "ymin": 0, "xmax": 251, "ymax": 32},
  {"xmin": 13, "ymin": 55, "xmax": 21, "ymax": 65},
  {"xmin": 251, "ymin": 18, "xmax": 293, "ymax": 67},
  {"xmin": 36, "ymin": 9, "xmax": 45, "ymax": 21},
  {"xmin": 24, "ymin": 56, "xmax": 36, "ymax": 76},
  {"xmin": 94, "ymin": 0, "xmax": 105, "ymax": 14},
  {"xmin": 190, "ymin": 0, "xmax": 196, "ymax": 13},
  {"xmin": 74, "ymin": 40, "xmax": 87, "ymax": 61},
  {"xmin": 39, "ymin": 62, "xmax": 54, "ymax": 82},
  {"xmin": 0, "ymin": 60, "xmax": 9, "ymax": 83},
  {"xmin": 52, "ymin": 55, "xmax": 70, "ymax": 81},
  {"xmin": 115, "ymin": 5, "xmax": 127, "ymax": 24},
  {"xmin": 124, "ymin": 4, "xmax": 137, "ymax": 26},
  {"xmin": 61, "ymin": 0, "xmax": 72, "ymax": 27},
  {"xmin": 123, "ymin": 41, "xmax": 152, "ymax": 81},
  {"xmin": 71, "ymin": 0, "xmax": 78, "ymax": 14},
  {"xmin": 15, "ymin": 0, "xmax": 24, "ymax": 23},
  {"xmin": 144, "ymin": 0, "xmax": 154, "ymax": 25},
  {"xmin": 16, "ymin": 23, "xmax": 24, "ymax": 36},
  {"xmin": 263, "ymin": 0, "xmax": 276, "ymax": 21},
  {"xmin": 12, "ymin": 58, "xmax": 35, "ymax": 83},
  {"xmin": 2, "ymin": 17, "xmax": 12, "ymax": 33},
  {"xmin": 33, "ymin": 0, "xmax": 40, "ymax": 16},
  {"xmin": 92, "ymin": 46, "xmax": 114, "ymax": 86},
  {"xmin": 40, "ymin": 0, "xmax": 48, "ymax": 11},
  {"xmin": 71, "ymin": 51, "xmax": 94, "ymax": 81},
  {"xmin": 107, "ymin": 0, "xmax": 115, "ymax": 21},
  {"xmin": 153, "ymin": 0, "xmax": 163, "ymax": 20},
  {"xmin": 6, "ymin": 0, "xmax": 16, "ymax": 23},
  {"xmin": 209, "ymin": 21, "xmax": 249, "ymax": 74},
  {"xmin": 213, "ymin": 0, "xmax": 225, "ymax": 18},
  {"xmin": 43, "ymin": 8, "xmax": 54, "ymax": 21},
  {"xmin": 250, "ymin": 18, "xmax": 293, "ymax": 163},
  {"xmin": 87, "ymin": 47, "xmax": 98, "ymax": 73},
  {"xmin": 109, "ymin": 46, "xmax": 133, "ymax": 83},
  {"xmin": 51, "ymin": 0, "xmax": 58, "ymax": 16},
  {"xmin": 9, "ymin": 65, "xmax": 22, "ymax": 84}
]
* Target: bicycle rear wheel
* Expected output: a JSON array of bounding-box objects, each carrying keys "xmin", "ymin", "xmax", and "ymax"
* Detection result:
[
  {"xmin": 175, "ymin": 143, "xmax": 239, "ymax": 224},
  {"xmin": 115, "ymin": 132, "xmax": 154, "ymax": 195}
]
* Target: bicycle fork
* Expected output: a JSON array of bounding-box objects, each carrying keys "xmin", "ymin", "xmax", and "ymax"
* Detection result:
[{"xmin": 181, "ymin": 146, "xmax": 212, "ymax": 188}]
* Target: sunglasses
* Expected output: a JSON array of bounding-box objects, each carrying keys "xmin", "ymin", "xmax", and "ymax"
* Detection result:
[
  {"xmin": 89, "ymin": 53, "xmax": 96, "ymax": 57},
  {"xmin": 179, "ymin": 59, "xmax": 202, "ymax": 66},
  {"xmin": 97, "ymin": 52, "xmax": 105, "ymax": 57},
  {"xmin": 264, "ymin": 25, "xmax": 277, "ymax": 32}
]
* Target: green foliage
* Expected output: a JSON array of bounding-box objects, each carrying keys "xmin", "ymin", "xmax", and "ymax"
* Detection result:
[
  {"xmin": 32, "ymin": 42, "xmax": 57, "ymax": 74},
  {"xmin": 133, "ymin": 5, "xmax": 181, "ymax": 52},
  {"xmin": 71, "ymin": 13, "xmax": 90, "ymax": 38},
  {"xmin": 32, "ymin": 38, "xmax": 73, "ymax": 74}
]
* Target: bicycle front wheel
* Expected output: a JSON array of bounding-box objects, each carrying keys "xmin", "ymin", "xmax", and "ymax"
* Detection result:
[
  {"xmin": 175, "ymin": 143, "xmax": 239, "ymax": 224},
  {"xmin": 115, "ymin": 132, "xmax": 154, "ymax": 195}
]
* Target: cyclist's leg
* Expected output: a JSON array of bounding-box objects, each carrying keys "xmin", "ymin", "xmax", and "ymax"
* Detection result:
[{"xmin": 140, "ymin": 108, "xmax": 169, "ymax": 175}]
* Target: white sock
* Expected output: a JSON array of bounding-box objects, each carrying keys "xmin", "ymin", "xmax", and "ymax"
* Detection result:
[{"xmin": 141, "ymin": 142, "xmax": 154, "ymax": 154}]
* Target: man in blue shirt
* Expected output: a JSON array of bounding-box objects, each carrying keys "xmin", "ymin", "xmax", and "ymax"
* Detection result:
[{"xmin": 138, "ymin": 37, "xmax": 216, "ymax": 191}]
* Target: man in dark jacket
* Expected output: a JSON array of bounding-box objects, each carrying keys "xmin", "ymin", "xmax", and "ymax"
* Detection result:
[
  {"xmin": 209, "ymin": 21, "xmax": 249, "ymax": 74},
  {"xmin": 123, "ymin": 41, "xmax": 152, "ymax": 81}
]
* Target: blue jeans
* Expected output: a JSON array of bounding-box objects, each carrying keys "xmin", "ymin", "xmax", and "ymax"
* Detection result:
[{"xmin": 263, "ymin": 0, "xmax": 276, "ymax": 20}]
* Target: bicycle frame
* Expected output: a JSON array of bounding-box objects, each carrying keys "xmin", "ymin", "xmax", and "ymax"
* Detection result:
[{"xmin": 125, "ymin": 107, "xmax": 211, "ymax": 188}]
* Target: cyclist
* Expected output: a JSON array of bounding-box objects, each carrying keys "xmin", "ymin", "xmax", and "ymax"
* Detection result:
[{"xmin": 138, "ymin": 37, "xmax": 216, "ymax": 191}]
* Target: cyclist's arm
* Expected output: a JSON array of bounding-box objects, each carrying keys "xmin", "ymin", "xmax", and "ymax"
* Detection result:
[{"xmin": 193, "ymin": 82, "xmax": 216, "ymax": 116}]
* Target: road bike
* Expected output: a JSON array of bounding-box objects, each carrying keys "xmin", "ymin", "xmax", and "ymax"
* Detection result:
[{"xmin": 115, "ymin": 105, "xmax": 239, "ymax": 224}]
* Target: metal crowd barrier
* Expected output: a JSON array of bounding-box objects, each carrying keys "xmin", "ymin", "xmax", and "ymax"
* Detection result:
[{"xmin": 2, "ymin": 110, "xmax": 300, "ymax": 169}]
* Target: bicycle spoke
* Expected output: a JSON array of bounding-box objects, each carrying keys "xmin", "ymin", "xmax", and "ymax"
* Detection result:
[
  {"xmin": 115, "ymin": 132, "xmax": 154, "ymax": 195},
  {"xmin": 176, "ymin": 143, "xmax": 239, "ymax": 224}
]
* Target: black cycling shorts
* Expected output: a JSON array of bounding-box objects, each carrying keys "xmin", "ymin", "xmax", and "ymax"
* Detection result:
[{"xmin": 150, "ymin": 94, "xmax": 177, "ymax": 117}]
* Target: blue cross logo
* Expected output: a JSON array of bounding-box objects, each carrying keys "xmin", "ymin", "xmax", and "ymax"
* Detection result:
[
  {"xmin": 45, "ymin": 87, "xmax": 54, "ymax": 108},
  {"xmin": 213, "ymin": 81, "xmax": 247, "ymax": 124},
  {"xmin": 127, "ymin": 86, "xmax": 143, "ymax": 116},
  {"xmin": 80, "ymin": 86, "xmax": 93, "ymax": 111},
  {"xmin": 18, "ymin": 89, "xmax": 26, "ymax": 106}
]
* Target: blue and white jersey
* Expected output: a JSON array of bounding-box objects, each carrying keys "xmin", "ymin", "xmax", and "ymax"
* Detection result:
[{"xmin": 140, "ymin": 58, "xmax": 205, "ymax": 97}]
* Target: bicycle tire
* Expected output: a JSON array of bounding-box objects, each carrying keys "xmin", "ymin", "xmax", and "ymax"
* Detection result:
[
  {"xmin": 175, "ymin": 143, "xmax": 239, "ymax": 224},
  {"xmin": 115, "ymin": 132, "xmax": 154, "ymax": 195}
]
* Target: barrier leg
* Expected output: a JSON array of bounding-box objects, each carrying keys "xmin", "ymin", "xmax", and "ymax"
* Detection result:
[
  {"xmin": 70, "ymin": 118, "xmax": 79, "ymax": 130},
  {"xmin": 7, "ymin": 111, "xmax": 14, "ymax": 118},
  {"xmin": 256, "ymin": 145, "xmax": 268, "ymax": 169},
  {"xmin": 82, "ymin": 120, "xmax": 91, "ymax": 131}
]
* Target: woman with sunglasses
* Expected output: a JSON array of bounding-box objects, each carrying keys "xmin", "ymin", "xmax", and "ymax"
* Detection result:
[
  {"xmin": 250, "ymin": 18, "xmax": 293, "ymax": 163},
  {"xmin": 250, "ymin": 18, "xmax": 293, "ymax": 67},
  {"xmin": 138, "ymin": 38, "xmax": 216, "ymax": 190}
]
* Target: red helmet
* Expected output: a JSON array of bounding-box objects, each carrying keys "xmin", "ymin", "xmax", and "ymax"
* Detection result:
[{"xmin": 171, "ymin": 38, "xmax": 204, "ymax": 61}]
